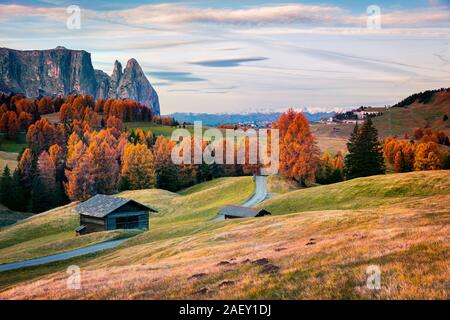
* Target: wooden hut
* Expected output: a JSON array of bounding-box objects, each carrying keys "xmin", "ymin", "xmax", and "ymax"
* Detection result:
[
  {"xmin": 217, "ymin": 205, "xmax": 271, "ymax": 220},
  {"xmin": 74, "ymin": 194, "xmax": 157, "ymax": 234}
]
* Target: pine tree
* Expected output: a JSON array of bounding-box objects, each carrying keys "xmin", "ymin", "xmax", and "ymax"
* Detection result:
[
  {"xmin": 0, "ymin": 165, "xmax": 13, "ymax": 208},
  {"xmin": 441, "ymin": 152, "xmax": 450, "ymax": 169},
  {"xmin": 344, "ymin": 118, "xmax": 385, "ymax": 179},
  {"xmin": 30, "ymin": 176, "xmax": 45, "ymax": 213},
  {"xmin": 10, "ymin": 169, "xmax": 27, "ymax": 211},
  {"xmin": 31, "ymin": 152, "xmax": 57, "ymax": 213}
]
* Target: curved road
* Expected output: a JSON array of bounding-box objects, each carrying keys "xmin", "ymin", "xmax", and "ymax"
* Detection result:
[
  {"xmin": 241, "ymin": 175, "xmax": 268, "ymax": 207},
  {"xmin": 211, "ymin": 175, "xmax": 268, "ymax": 221},
  {"xmin": 0, "ymin": 238, "xmax": 127, "ymax": 272},
  {"xmin": 0, "ymin": 176, "xmax": 269, "ymax": 271}
]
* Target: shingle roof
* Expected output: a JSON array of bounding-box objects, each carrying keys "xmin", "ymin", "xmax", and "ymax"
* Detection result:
[
  {"xmin": 74, "ymin": 194, "xmax": 157, "ymax": 218},
  {"xmin": 75, "ymin": 226, "xmax": 86, "ymax": 232},
  {"xmin": 218, "ymin": 205, "xmax": 271, "ymax": 218}
]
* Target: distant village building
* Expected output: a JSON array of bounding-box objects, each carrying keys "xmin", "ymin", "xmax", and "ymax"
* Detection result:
[
  {"xmin": 332, "ymin": 106, "xmax": 386, "ymax": 124},
  {"xmin": 216, "ymin": 205, "xmax": 271, "ymax": 220},
  {"xmin": 353, "ymin": 107, "xmax": 386, "ymax": 120},
  {"xmin": 74, "ymin": 194, "xmax": 157, "ymax": 235}
]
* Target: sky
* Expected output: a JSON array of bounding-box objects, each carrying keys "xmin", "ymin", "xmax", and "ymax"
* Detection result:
[{"xmin": 0, "ymin": 1, "xmax": 450, "ymax": 114}]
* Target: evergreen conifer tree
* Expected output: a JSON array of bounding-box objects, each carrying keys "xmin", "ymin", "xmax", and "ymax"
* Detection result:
[{"xmin": 344, "ymin": 118, "xmax": 385, "ymax": 179}]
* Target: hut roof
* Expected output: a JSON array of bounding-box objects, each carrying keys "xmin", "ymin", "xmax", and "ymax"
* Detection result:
[
  {"xmin": 218, "ymin": 205, "xmax": 271, "ymax": 218},
  {"xmin": 75, "ymin": 225, "xmax": 86, "ymax": 232},
  {"xmin": 74, "ymin": 194, "xmax": 157, "ymax": 218}
]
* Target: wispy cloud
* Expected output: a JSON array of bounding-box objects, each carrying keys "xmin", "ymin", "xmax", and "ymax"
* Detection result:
[
  {"xmin": 189, "ymin": 56, "xmax": 268, "ymax": 67},
  {"xmin": 1, "ymin": 1, "xmax": 449, "ymax": 113},
  {"xmin": 105, "ymin": 3, "xmax": 344, "ymax": 25},
  {"xmin": 1, "ymin": 3, "xmax": 449, "ymax": 29},
  {"xmin": 148, "ymin": 71, "xmax": 206, "ymax": 82}
]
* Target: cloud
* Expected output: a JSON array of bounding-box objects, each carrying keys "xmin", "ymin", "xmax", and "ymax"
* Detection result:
[
  {"xmin": 1, "ymin": 3, "xmax": 449, "ymax": 29},
  {"xmin": 105, "ymin": 3, "xmax": 345, "ymax": 25},
  {"xmin": 147, "ymin": 71, "xmax": 206, "ymax": 82},
  {"xmin": 189, "ymin": 56, "xmax": 267, "ymax": 67},
  {"xmin": 0, "ymin": 4, "xmax": 65, "ymax": 22}
]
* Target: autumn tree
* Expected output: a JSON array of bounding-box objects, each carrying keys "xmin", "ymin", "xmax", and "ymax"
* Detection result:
[
  {"xmin": 87, "ymin": 131, "xmax": 120, "ymax": 194},
  {"xmin": 106, "ymin": 115, "xmax": 124, "ymax": 138},
  {"xmin": 0, "ymin": 111, "xmax": 20, "ymax": 139},
  {"xmin": 37, "ymin": 96, "xmax": 54, "ymax": 114},
  {"xmin": 414, "ymin": 142, "xmax": 441, "ymax": 170},
  {"xmin": 59, "ymin": 103, "xmax": 74, "ymax": 124},
  {"xmin": 121, "ymin": 143, "xmax": 156, "ymax": 190},
  {"xmin": 31, "ymin": 151, "xmax": 57, "ymax": 213},
  {"xmin": 274, "ymin": 109, "xmax": 319, "ymax": 186},
  {"xmin": 49, "ymin": 144, "xmax": 66, "ymax": 181},
  {"xmin": 413, "ymin": 127, "xmax": 423, "ymax": 140},
  {"xmin": 66, "ymin": 132, "xmax": 85, "ymax": 170},
  {"xmin": 316, "ymin": 151, "xmax": 344, "ymax": 184},
  {"xmin": 65, "ymin": 152, "xmax": 95, "ymax": 201},
  {"xmin": 316, "ymin": 152, "xmax": 333, "ymax": 184},
  {"xmin": 146, "ymin": 130, "xmax": 154, "ymax": 147},
  {"xmin": 18, "ymin": 111, "xmax": 33, "ymax": 130},
  {"xmin": 26, "ymin": 118, "xmax": 56, "ymax": 156},
  {"xmin": 18, "ymin": 148, "xmax": 35, "ymax": 190},
  {"xmin": 153, "ymin": 136, "xmax": 180, "ymax": 191}
]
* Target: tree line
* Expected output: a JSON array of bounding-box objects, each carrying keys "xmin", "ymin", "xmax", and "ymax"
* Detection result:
[
  {"xmin": 0, "ymin": 93, "xmax": 167, "ymax": 141},
  {"xmin": 0, "ymin": 103, "xmax": 449, "ymax": 214}
]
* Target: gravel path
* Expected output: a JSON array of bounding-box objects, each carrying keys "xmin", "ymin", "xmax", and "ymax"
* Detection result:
[{"xmin": 0, "ymin": 238, "xmax": 126, "ymax": 272}]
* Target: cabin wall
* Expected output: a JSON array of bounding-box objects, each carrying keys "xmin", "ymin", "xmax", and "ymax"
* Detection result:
[
  {"xmin": 107, "ymin": 211, "xmax": 149, "ymax": 230},
  {"xmin": 80, "ymin": 215, "xmax": 107, "ymax": 233}
]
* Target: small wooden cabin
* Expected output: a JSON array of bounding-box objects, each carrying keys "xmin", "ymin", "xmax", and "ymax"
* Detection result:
[
  {"xmin": 75, "ymin": 225, "xmax": 86, "ymax": 236},
  {"xmin": 74, "ymin": 194, "xmax": 157, "ymax": 234},
  {"xmin": 217, "ymin": 205, "xmax": 271, "ymax": 220}
]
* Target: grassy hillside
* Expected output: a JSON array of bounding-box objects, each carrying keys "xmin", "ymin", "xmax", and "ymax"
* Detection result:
[
  {"xmin": 261, "ymin": 171, "xmax": 450, "ymax": 215},
  {"xmin": 0, "ymin": 171, "xmax": 448, "ymax": 299},
  {"xmin": 267, "ymin": 175, "xmax": 302, "ymax": 195},
  {"xmin": 0, "ymin": 205, "xmax": 31, "ymax": 228},
  {"xmin": 0, "ymin": 203, "xmax": 136, "ymax": 264},
  {"xmin": 311, "ymin": 90, "xmax": 450, "ymax": 154},
  {"xmin": 0, "ymin": 177, "xmax": 254, "ymax": 266},
  {"xmin": 373, "ymin": 90, "xmax": 450, "ymax": 137},
  {"xmin": 125, "ymin": 122, "xmax": 222, "ymax": 138}
]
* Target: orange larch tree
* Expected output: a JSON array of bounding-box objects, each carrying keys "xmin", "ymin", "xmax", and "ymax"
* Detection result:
[
  {"xmin": 274, "ymin": 109, "xmax": 320, "ymax": 186},
  {"xmin": 121, "ymin": 143, "xmax": 156, "ymax": 190},
  {"xmin": 414, "ymin": 142, "xmax": 441, "ymax": 170}
]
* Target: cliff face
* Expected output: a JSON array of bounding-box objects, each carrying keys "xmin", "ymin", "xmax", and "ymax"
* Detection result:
[
  {"xmin": 0, "ymin": 47, "xmax": 160, "ymax": 114},
  {"xmin": 113, "ymin": 58, "xmax": 159, "ymax": 111}
]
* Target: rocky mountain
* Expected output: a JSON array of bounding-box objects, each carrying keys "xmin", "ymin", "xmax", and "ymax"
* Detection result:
[{"xmin": 0, "ymin": 47, "xmax": 160, "ymax": 114}]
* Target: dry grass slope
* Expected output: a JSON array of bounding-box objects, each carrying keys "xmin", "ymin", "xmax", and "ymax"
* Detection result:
[
  {"xmin": 0, "ymin": 171, "xmax": 448, "ymax": 299},
  {"xmin": 261, "ymin": 171, "xmax": 450, "ymax": 214},
  {"xmin": 0, "ymin": 203, "xmax": 136, "ymax": 265}
]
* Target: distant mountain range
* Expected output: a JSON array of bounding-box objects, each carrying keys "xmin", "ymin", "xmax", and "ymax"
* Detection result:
[
  {"xmin": 168, "ymin": 111, "xmax": 335, "ymax": 126},
  {"xmin": 0, "ymin": 47, "xmax": 160, "ymax": 114}
]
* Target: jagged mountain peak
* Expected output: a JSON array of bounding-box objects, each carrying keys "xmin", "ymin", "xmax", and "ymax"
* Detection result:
[{"xmin": 0, "ymin": 47, "xmax": 160, "ymax": 114}]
